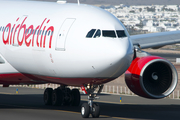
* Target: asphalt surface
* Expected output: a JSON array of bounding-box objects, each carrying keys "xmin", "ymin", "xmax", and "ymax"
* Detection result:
[{"xmin": 0, "ymin": 87, "xmax": 180, "ymax": 120}]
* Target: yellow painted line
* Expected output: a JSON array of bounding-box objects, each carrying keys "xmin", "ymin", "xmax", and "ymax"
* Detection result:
[
  {"xmin": 0, "ymin": 92, "xmax": 28, "ymax": 95},
  {"xmin": 0, "ymin": 103, "xmax": 135, "ymax": 120},
  {"xmin": 100, "ymin": 115, "xmax": 110, "ymax": 118},
  {"xmin": 56, "ymin": 110, "xmax": 110, "ymax": 118},
  {"xmin": 0, "ymin": 92, "xmax": 15, "ymax": 95},
  {"xmin": 0, "ymin": 92, "xmax": 135, "ymax": 119},
  {"xmin": 81, "ymin": 99, "xmax": 135, "ymax": 105},
  {"xmin": 112, "ymin": 117, "xmax": 134, "ymax": 120},
  {"xmin": 55, "ymin": 108, "xmax": 135, "ymax": 120},
  {"xmin": 55, "ymin": 110, "xmax": 80, "ymax": 114}
]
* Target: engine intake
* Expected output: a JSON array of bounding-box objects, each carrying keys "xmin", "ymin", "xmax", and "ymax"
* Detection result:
[{"xmin": 125, "ymin": 56, "xmax": 178, "ymax": 99}]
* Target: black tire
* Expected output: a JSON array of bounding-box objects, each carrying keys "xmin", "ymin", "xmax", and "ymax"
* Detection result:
[
  {"xmin": 63, "ymin": 88, "xmax": 72, "ymax": 106},
  {"xmin": 44, "ymin": 88, "xmax": 53, "ymax": 105},
  {"xmin": 71, "ymin": 89, "xmax": 80, "ymax": 106},
  {"xmin": 81, "ymin": 103, "xmax": 90, "ymax": 118},
  {"xmin": 52, "ymin": 89, "xmax": 64, "ymax": 106},
  {"xmin": 91, "ymin": 103, "xmax": 100, "ymax": 118}
]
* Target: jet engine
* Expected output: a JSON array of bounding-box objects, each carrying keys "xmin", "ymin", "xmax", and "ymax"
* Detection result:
[{"xmin": 125, "ymin": 56, "xmax": 178, "ymax": 99}]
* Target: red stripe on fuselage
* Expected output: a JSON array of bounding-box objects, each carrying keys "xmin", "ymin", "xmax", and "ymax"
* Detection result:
[{"xmin": 0, "ymin": 73, "xmax": 115, "ymax": 86}]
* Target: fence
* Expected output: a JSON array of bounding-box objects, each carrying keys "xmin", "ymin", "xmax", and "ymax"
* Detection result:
[
  {"xmin": 101, "ymin": 85, "xmax": 180, "ymax": 99},
  {"xmin": 1, "ymin": 84, "xmax": 180, "ymax": 99}
]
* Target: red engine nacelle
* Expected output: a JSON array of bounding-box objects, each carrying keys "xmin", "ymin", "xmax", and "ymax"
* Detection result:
[{"xmin": 125, "ymin": 56, "xmax": 178, "ymax": 99}]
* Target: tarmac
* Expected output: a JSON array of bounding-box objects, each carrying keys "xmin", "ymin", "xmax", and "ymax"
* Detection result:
[{"xmin": 0, "ymin": 87, "xmax": 180, "ymax": 120}]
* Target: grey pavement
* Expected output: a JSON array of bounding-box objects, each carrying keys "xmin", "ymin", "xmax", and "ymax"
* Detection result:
[{"xmin": 0, "ymin": 87, "xmax": 180, "ymax": 120}]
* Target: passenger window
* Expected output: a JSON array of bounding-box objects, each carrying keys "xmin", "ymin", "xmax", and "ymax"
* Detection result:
[
  {"xmin": 116, "ymin": 30, "xmax": 127, "ymax": 38},
  {"xmin": 102, "ymin": 30, "xmax": 116, "ymax": 38},
  {"xmin": 93, "ymin": 29, "xmax": 101, "ymax": 38},
  {"xmin": 86, "ymin": 29, "xmax": 96, "ymax": 38}
]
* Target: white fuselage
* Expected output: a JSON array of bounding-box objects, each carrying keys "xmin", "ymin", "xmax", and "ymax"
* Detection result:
[{"xmin": 0, "ymin": 1, "xmax": 134, "ymax": 86}]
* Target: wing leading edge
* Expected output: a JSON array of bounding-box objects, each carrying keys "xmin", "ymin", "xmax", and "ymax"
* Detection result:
[{"xmin": 130, "ymin": 30, "xmax": 180, "ymax": 49}]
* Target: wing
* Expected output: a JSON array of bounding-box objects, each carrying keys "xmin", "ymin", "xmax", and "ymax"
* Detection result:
[{"xmin": 130, "ymin": 30, "xmax": 180, "ymax": 49}]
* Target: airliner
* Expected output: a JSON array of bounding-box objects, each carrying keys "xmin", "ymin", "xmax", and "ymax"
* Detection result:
[{"xmin": 0, "ymin": 0, "xmax": 179, "ymax": 118}]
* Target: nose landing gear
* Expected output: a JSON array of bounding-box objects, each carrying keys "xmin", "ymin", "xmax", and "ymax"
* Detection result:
[{"xmin": 81, "ymin": 85, "xmax": 103, "ymax": 118}]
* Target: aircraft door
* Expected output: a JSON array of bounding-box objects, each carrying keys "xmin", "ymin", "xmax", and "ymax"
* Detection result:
[{"xmin": 55, "ymin": 18, "xmax": 76, "ymax": 51}]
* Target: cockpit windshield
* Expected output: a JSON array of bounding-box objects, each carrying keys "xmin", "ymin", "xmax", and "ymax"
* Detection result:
[
  {"xmin": 93, "ymin": 29, "xmax": 101, "ymax": 38},
  {"xmin": 86, "ymin": 29, "xmax": 127, "ymax": 38},
  {"xmin": 86, "ymin": 29, "xmax": 96, "ymax": 38},
  {"xmin": 116, "ymin": 30, "xmax": 127, "ymax": 38},
  {"xmin": 102, "ymin": 30, "xmax": 116, "ymax": 38}
]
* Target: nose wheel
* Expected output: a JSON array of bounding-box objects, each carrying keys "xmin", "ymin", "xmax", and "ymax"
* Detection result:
[
  {"xmin": 91, "ymin": 103, "xmax": 100, "ymax": 118},
  {"xmin": 80, "ymin": 85, "xmax": 103, "ymax": 118},
  {"xmin": 81, "ymin": 103, "xmax": 90, "ymax": 118},
  {"xmin": 81, "ymin": 95, "xmax": 100, "ymax": 118}
]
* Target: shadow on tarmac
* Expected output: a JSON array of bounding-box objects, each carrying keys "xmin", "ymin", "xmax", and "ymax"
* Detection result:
[{"xmin": 0, "ymin": 93, "xmax": 180, "ymax": 120}]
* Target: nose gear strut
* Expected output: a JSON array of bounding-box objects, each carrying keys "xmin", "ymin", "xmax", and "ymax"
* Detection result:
[{"xmin": 81, "ymin": 84, "xmax": 103, "ymax": 118}]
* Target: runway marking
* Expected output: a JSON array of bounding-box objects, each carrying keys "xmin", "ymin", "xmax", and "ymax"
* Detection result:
[
  {"xmin": 0, "ymin": 103, "xmax": 135, "ymax": 120},
  {"xmin": 0, "ymin": 92, "xmax": 28, "ymax": 95},
  {"xmin": 81, "ymin": 99, "xmax": 135, "ymax": 105},
  {"xmin": 112, "ymin": 117, "xmax": 134, "ymax": 120},
  {"xmin": 100, "ymin": 115, "xmax": 110, "ymax": 118},
  {"xmin": 0, "ymin": 92, "xmax": 15, "ymax": 95},
  {"xmin": 0, "ymin": 91, "xmax": 135, "ymax": 119},
  {"xmin": 55, "ymin": 110, "xmax": 80, "ymax": 114},
  {"xmin": 56, "ymin": 108, "xmax": 135, "ymax": 120}
]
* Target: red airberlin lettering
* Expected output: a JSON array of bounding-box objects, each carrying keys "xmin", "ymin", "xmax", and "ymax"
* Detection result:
[
  {"xmin": 2, "ymin": 23, "xmax": 11, "ymax": 44},
  {"xmin": 2, "ymin": 17, "xmax": 54, "ymax": 48},
  {"xmin": 17, "ymin": 17, "xmax": 27, "ymax": 46},
  {"xmin": 25, "ymin": 25, "xmax": 33, "ymax": 47}
]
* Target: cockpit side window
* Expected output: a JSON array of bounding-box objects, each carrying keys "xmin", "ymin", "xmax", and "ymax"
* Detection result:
[
  {"xmin": 86, "ymin": 29, "xmax": 96, "ymax": 38},
  {"xmin": 116, "ymin": 30, "xmax": 127, "ymax": 38},
  {"xmin": 93, "ymin": 29, "xmax": 101, "ymax": 38},
  {"xmin": 102, "ymin": 30, "xmax": 116, "ymax": 38}
]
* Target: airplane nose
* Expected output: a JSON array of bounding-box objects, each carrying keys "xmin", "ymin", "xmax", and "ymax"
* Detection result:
[
  {"xmin": 110, "ymin": 38, "xmax": 133, "ymax": 65},
  {"xmin": 107, "ymin": 38, "xmax": 134, "ymax": 77},
  {"xmin": 96, "ymin": 38, "xmax": 134, "ymax": 78}
]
